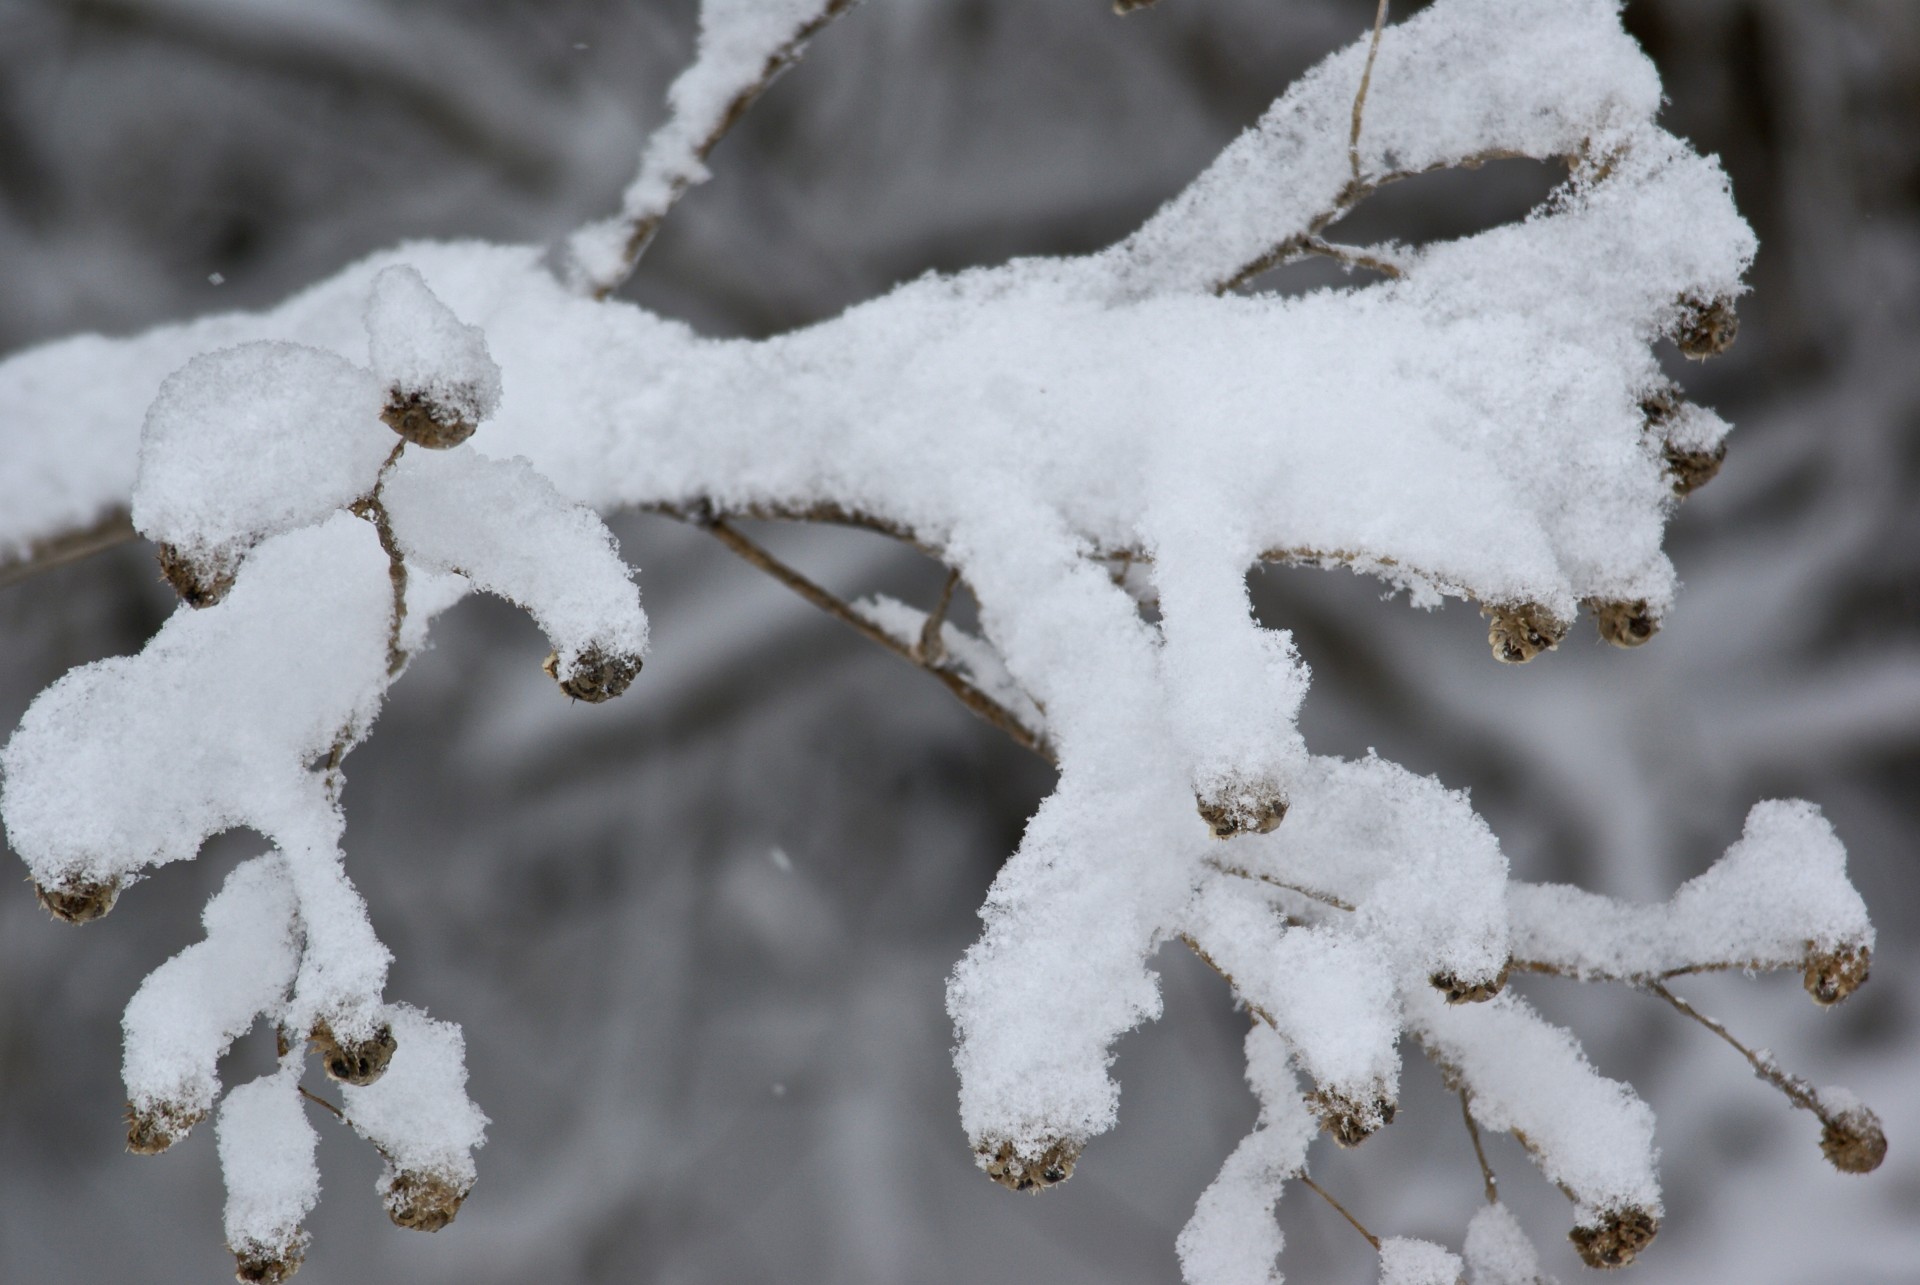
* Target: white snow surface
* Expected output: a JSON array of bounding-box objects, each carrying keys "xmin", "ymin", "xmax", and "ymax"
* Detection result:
[
  {"xmin": 1378, "ymin": 1238, "xmax": 1466, "ymax": 1285},
  {"xmin": 122, "ymin": 854, "xmax": 300, "ymax": 1124},
  {"xmin": 216, "ymin": 1060, "xmax": 320, "ymax": 1260},
  {"xmin": 364, "ymin": 264, "xmax": 502, "ymax": 423},
  {"xmin": 1464, "ymin": 1203, "xmax": 1552, "ymax": 1285},
  {"xmin": 340, "ymin": 1005, "xmax": 488, "ymax": 1187}
]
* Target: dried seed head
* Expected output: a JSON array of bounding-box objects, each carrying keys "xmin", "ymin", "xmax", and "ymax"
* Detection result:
[
  {"xmin": 1430, "ymin": 965, "xmax": 1508, "ymax": 1004},
  {"xmin": 1486, "ymin": 603, "xmax": 1567, "ymax": 665},
  {"xmin": 1804, "ymin": 941, "xmax": 1870, "ymax": 1006},
  {"xmin": 156, "ymin": 542, "xmax": 237, "ymax": 609},
  {"xmin": 33, "ymin": 876, "xmax": 121, "ymax": 924},
  {"xmin": 1113, "ymin": 0, "xmax": 1162, "ymax": 11},
  {"xmin": 1588, "ymin": 598, "xmax": 1659, "ymax": 648},
  {"xmin": 231, "ymin": 1239, "xmax": 305, "ymax": 1284},
  {"xmin": 975, "ymin": 1137, "xmax": 1082, "ymax": 1193},
  {"xmin": 382, "ymin": 1169, "xmax": 472, "ymax": 1232},
  {"xmin": 127, "ymin": 1099, "xmax": 207, "ymax": 1155},
  {"xmin": 1311, "ymin": 1090, "xmax": 1396, "ymax": 1148},
  {"xmin": 1663, "ymin": 442, "xmax": 1726, "ymax": 496},
  {"xmin": 1673, "ymin": 295, "xmax": 1738, "ymax": 360},
  {"xmin": 380, "ymin": 388, "xmax": 480, "ymax": 449},
  {"xmin": 310, "ymin": 1021, "xmax": 397, "ymax": 1087},
  {"xmin": 1820, "ymin": 1105, "xmax": 1888, "ymax": 1174},
  {"xmin": 1569, "ymin": 1206, "xmax": 1659, "ymax": 1269},
  {"xmin": 1195, "ymin": 778, "xmax": 1289, "ymax": 838},
  {"xmin": 542, "ymin": 645, "xmax": 642, "ymax": 703}
]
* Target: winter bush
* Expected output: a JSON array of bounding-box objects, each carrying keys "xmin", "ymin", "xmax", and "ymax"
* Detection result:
[{"xmin": 0, "ymin": 2, "xmax": 1889, "ymax": 1282}]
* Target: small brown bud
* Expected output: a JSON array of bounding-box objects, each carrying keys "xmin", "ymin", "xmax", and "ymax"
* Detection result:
[
  {"xmin": 157, "ymin": 542, "xmax": 237, "ymax": 609},
  {"xmin": 1195, "ymin": 778, "xmax": 1288, "ymax": 838},
  {"xmin": 1820, "ymin": 1105, "xmax": 1888, "ymax": 1174},
  {"xmin": 383, "ymin": 1169, "xmax": 472, "ymax": 1232},
  {"xmin": 310, "ymin": 1021, "xmax": 397, "ymax": 1087},
  {"xmin": 34, "ymin": 876, "xmax": 121, "ymax": 924},
  {"xmin": 975, "ymin": 1137, "xmax": 1081, "ymax": 1193},
  {"xmin": 1569, "ymin": 1206, "xmax": 1659, "ymax": 1269},
  {"xmin": 1663, "ymin": 442, "xmax": 1726, "ymax": 496},
  {"xmin": 1113, "ymin": 0, "xmax": 1162, "ymax": 11},
  {"xmin": 231, "ymin": 1240, "xmax": 304, "ymax": 1284},
  {"xmin": 380, "ymin": 389, "xmax": 480, "ymax": 449},
  {"xmin": 1430, "ymin": 965, "xmax": 1508, "ymax": 1004},
  {"xmin": 1310, "ymin": 1090, "xmax": 1396, "ymax": 1147},
  {"xmin": 1486, "ymin": 603, "xmax": 1567, "ymax": 665},
  {"xmin": 1673, "ymin": 295, "xmax": 1738, "ymax": 360},
  {"xmin": 127, "ymin": 1100, "xmax": 207, "ymax": 1155},
  {"xmin": 1588, "ymin": 598, "xmax": 1659, "ymax": 648},
  {"xmin": 542, "ymin": 645, "xmax": 642, "ymax": 703},
  {"xmin": 1804, "ymin": 941, "xmax": 1870, "ymax": 1006}
]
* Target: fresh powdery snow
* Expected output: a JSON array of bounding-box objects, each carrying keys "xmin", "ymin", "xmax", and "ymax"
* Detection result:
[{"xmin": 0, "ymin": 0, "xmax": 1879, "ymax": 1280}]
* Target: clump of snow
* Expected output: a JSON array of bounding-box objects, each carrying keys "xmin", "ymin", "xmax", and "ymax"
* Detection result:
[
  {"xmin": 1464, "ymin": 1203, "xmax": 1552, "ymax": 1285},
  {"xmin": 340, "ymin": 1004, "xmax": 488, "ymax": 1190},
  {"xmin": 131, "ymin": 341, "xmax": 389, "ymax": 580},
  {"xmin": 122, "ymin": 855, "xmax": 300, "ymax": 1132},
  {"xmin": 216, "ymin": 1060, "xmax": 320, "ymax": 1266},
  {"xmin": 1378, "ymin": 1238, "xmax": 1465, "ymax": 1285},
  {"xmin": 365, "ymin": 264, "xmax": 502, "ymax": 429}
]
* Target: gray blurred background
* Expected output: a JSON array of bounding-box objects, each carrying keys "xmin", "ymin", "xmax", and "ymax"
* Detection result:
[{"xmin": 1, "ymin": 1, "xmax": 1915, "ymax": 1281}]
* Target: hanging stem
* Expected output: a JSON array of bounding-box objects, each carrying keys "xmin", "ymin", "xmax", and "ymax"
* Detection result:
[
  {"xmin": 1299, "ymin": 1173, "xmax": 1382, "ymax": 1250},
  {"xmin": 1461, "ymin": 1091, "xmax": 1498, "ymax": 1204}
]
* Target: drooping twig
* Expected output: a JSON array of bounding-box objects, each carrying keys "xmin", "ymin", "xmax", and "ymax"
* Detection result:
[
  {"xmin": 1349, "ymin": 0, "xmax": 1391, "ymax": 184},
  {"xmin": 1204, "ymin": 857, "xmax": 1356, "ymax": 912},
  {"xmin": 297, "ymin": 1084, "xmax": 346, "ymax": 1121},
  {"xmin": 1299, "ymin": 1174, "xmax": 1382, "ymax": 1250},
  {"xmin": 1461, "ymin": 1090, "xmax": 1498, "ymax": 1203},
  {"xmin": 690, "ymin": 512, "xmax": 1054, "ymax": 762},
  {"xmin": 917, "ymin": 567, "xmax": 961, "ymax": 664},
  {"xmin": 1642, "ymin": 981, "xmax": 1823, "ymax": 1120}
]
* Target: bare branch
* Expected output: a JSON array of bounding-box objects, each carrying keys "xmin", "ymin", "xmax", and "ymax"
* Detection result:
[
  {"xmin": 916, "ymin": 567, "xmax": 961, "ymax": 664},
  {"xmin": 1349, "ymin": 0, "xmax": 1391, "ymax": 185},
  {"xmin": 0, "ymin": 510, "xmax": 138, "ymax": 590},
  {"xmin": 1203, "ymin": 857, "xmax": 1356, "ymax": 912},
  {"xmin": 1299, "ymin": 1174, "xmax": 1382, "ymax": 1251},
  {"xmin": 1461, "ymin": 1090, "xmax": 1498, "ymax": 1204}
]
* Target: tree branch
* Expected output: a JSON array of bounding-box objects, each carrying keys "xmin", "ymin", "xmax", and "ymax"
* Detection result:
[{"xmin": 1349, "ymin": 0, "xmax": 1391, "ymax": 185}]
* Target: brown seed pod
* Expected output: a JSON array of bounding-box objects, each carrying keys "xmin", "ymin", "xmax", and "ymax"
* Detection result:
[
  {"xmin": 1195, "ymin": 779, "xmax": 1289, "ymax": 838},
  {"xmin": 33, "ymin": 876, "xmax": 121, "ymax": 924},
  {"xmin": 310, "ymin": 1021, "xmax": 397, "ymax": 1087},
  {"xmin": 1820, "ymin": 1106, "xmax": 1888, "ymax": 1175},
  {"xmin": 126, "ymin": 1100, "xmax": 208, "ymax": 1155},
  {"xmin": 542, "ymin": 646, "xmax": 643, "ymax": 703},
  {"xmin": 1662, "ymin": 442, "xmax": 1726, "ymax": 497},
  {"xmin": 1568, "ymin": 1206, "xmax": 1660, "ymax": 1269},
  {"xmin": 1588, "ymin": 598, "xmax": 1659, "ymax": 648},
  {"xmin": 975, "ymin": 1137, "xmax": 1082, "ymax": 1193},
  {"xmin": 1430, "ymin": 965, "xmax": 1508, "ymax": 1004},
  {"xmin": 380, "ymin": 389, "xmax": 480, "ymax": 450},
  {"xmin": 1310, "ymin": 1089, "xmax": 1396, "ymax": 1148},
  {"xmin": 1485, "ymin": 603, "xmax": 1568, "ymax": 665},
  {"xmin": 1804, "ymin": 941, "xmax": 1870, "ymax": 1006},
  {"xmin": 382, "ymin": 1169, "xmax": 472, "ymax": 1232},
  {"xmin": 231, "ymin": 1240, "xmax": 304, "ymax": 1284},
  {"xmin": 156, "ymin": 542, "xmax": 237, "ymax": 609},
  {"xmin": 1673, "ymin": 295, "xmax": 1738, "ymax": 360}
]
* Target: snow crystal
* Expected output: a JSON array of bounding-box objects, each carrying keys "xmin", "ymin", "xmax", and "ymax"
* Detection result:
[
  {"xmin": 1378, "ymin": 1237, "xmax": 1465, "ymax": 1285},
  {"xmin": 131, "ymin": 341, "xmax": 390, "ymax": 577},
  {"xmin": 216, "ymin": 1061, "xmax": 320, "ymax": 1261},
  {"xmin": 122, "ymin": 855, "xmax": 299, "ymax": 1127},
  {"xmin": 364, "ymin": 264, "xmax": 502, "ymax": 428},
  {"xmin": 1464, "ymin": 1203, "xmax": 1551, "ymax": 1285}
]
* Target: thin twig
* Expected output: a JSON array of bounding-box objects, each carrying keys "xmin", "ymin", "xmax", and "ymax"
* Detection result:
[
  {"xmin": 1302, "ymin": 236, "xmax": 1404, "ymax": 279},
  {"xmin": 1461, "ymin": 1091, "xmax": 1498, "ymax": 1204},
  {"xmin": 1299, "ymin": 1174, "xmax": 1382, "ymax": 1251},
  {"xmin": 1349, "ymin": 0, "xmax": 1391, "ymax": 184},
  {"xmin": 693, "ymin": 513, "xmax": 1054, "ymax": 762},
  {"xmin": 1204, "ymin": 858, "xmax": 1355, "ymax": 912},
  {"xmin": 582, "ymin": 0, "xmax": 861, "ymax": 300},
  {"xmin": 1642, "ymin": 980, "xmax": 1830, "ymax": 1121},
  {"xmin": 0, "ymin": 509, "xmax": 138, "ymax": 589},
  {"xmin": 916, "ymin": 566, "xmax": 962, "ymax": 664},
  {"xmin": 297, "ymin": 1085, "xmax": 345, "ymax": 1121}
]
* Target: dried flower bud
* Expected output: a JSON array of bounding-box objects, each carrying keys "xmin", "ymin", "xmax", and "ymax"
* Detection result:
[
  {"xmin": 156, "ymin": 542, "xmax": 236, "ymax": 609},
  {"xmin": 1311, "ymin": 1089, "xmax": 1396, "ymax": 1148},
  {"xmin": 382, "ymin": 1169, "xmax": 472, "ymax": 1232},
  {"xmin": 127, "ymin": 1099, "xmax": 207, "ymax": 1155},
  {"xmin": 1195, "ymin": 778, "xmax": 1289, "ymax": 838},
  {"xmin": 1803, "ymin": 941, "xmax": 1870, "ymax": 1006},
  {"xmin": 1568, "ymin": 1206, "xmax": 1659, "ymax": 1269},
  {"xmin": 1485, "ymin": 603, "xmax": 1567, "ymax": 665},
  {"xmin": 1662, "ymin": 442, "xmax": 1726, "ymax": 496},
  {"xmin": 1588, "ymin": 598, "xmax": 1659, "ymax": 648},
  {"xmin": 231, "ymin": 1239, "xmax": 304, "ymax": 1284},
  {"xmin": 1673, "ymin": 295, "xmax": 1738, "ymax": 360},
  {"xmin": 975, "ymin": 1137, "xmax": 1082, "ymax": 1192},
  {"xmin": 542, "ymin": 645, "xmax": 643, "ymax": 703},
  {"xmin": 33, "ymin": 876, "xmax": 121, "ymax": 924},
  {"xmin": 380, "ymin": 389, "xmax": 480, "ymax": 450},
  {"xmin": 1430, "ymin": 965, "xmax": 1507, "ymax": 1004},
  {"xmin": 1820, "ymin": 1105, "xmax": 1888, "ymax": 1175},
  {"xmin": 1113, "ymin": 0, "xmax": 1162, "ymax": 12},
  {"xmin": 310, "ymin": 1021, "xmax": 397, "ymax": 1087}
]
